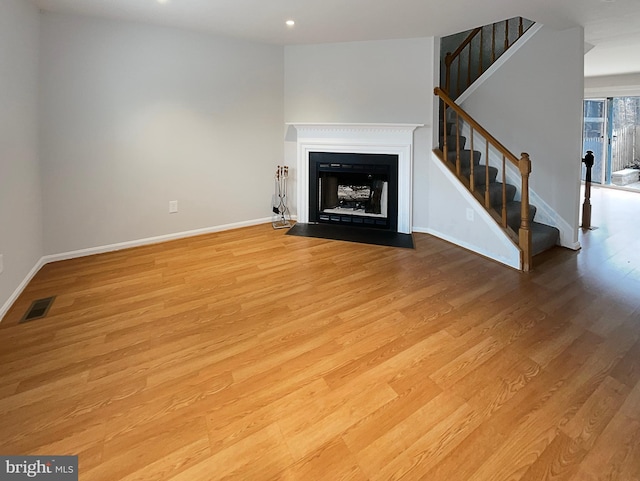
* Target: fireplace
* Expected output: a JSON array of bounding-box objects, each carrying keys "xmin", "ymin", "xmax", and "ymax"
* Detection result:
[
  {"xmin": 290, "ymin": 123, "xmax": 422, "ymax": 234},
  {"xmin": 309, "ymin": 152, "xmax": 398, "ymax": 230}
]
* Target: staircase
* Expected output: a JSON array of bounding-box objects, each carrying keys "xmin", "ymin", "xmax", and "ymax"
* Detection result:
[
  {"xmin": 435, "ymin": 87, "xmax": 559, "ymax": 271},
  {"xmin": 442, "ymin": 16, "xmax": 534, "ymax": 100},
  {"xmin": 434, "ymin": 17, "xmax": 560, "ymax": 271}
]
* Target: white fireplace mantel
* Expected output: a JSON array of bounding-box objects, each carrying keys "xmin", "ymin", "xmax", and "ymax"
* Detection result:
[{"xmin": 288, "ymin": 123, "xmax": 423, "ymax": 234}]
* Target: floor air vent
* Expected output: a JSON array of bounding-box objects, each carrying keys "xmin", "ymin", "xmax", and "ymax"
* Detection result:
[{"xmin": 20, "ymin": 296, "xmax": 56, "ymax": 323}]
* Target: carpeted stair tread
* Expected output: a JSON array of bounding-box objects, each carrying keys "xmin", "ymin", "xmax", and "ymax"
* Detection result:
[
  {"xmin": 505, "ymin": 201, "xmax": 537, "ymax": 232},
  {"xmin": 459, "ymin": 165, "xmax": 498, "ymax": 186},
  {"xmin": 439, "ymin": 120, "xmax": 458, "ymax": 135},
  {"xmin": 531, "ymin": 221, "xmax": 560, "ymax": 256},
  {"xmin": 446, "ymin": 149, "xmax": 481, "ymax": 169},
  {"xmin": 487, "ymin": 182, "xmax": 517, "ymax": 207},
  {"xmin": 439, "ymin": 135, "xmax": 466, "ymax": 151},
  {"xmin": 438, "ymin": 119, "xmax": 560, "ymax": 262}
]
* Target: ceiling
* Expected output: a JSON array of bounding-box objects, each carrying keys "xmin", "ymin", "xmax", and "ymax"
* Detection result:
[{"xmin": 32, "ymin": 0, "xmax": 640, "ymax": 78}]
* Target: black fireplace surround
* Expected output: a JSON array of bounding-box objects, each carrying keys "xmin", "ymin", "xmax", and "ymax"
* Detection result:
[{"xmin": 308, "ymin": 152, "xmax": 399, "ymax": 231}]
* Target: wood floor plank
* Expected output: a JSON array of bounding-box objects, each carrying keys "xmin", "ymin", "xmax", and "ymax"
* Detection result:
[
  {"xmin": 610, "ymin": 337, "xmax": 640, "ymax": 388},
  {"xmin": 206, "ymin": 378, "xmax": 331, "ymax": 455},
  {"xmin": 118, "ymin": 438, "xmax": 211, "ymax": 481},
  {"xmin": 87, "ymin": 416, "xmax": 209, "ymax": 481},
  {"xmin": 1, "ymin": 187, "xmax": 640, "ymax": 480},
  {"xmin": 518, "ymin": 431, "xmax": 587, "ymax": 481},
  {"xmin": 387, "ymin": 401, "xmax": 483, "ymax": 481},
  {"xmin": 340, "ymin": 378, "xmax": 442, "ymax": 454},
  {"xmin": 561, "ymin": 375, "xmax": 629, "ymax": 451},
  {"xmin": 353, "ymin": 390, "xmax": 465, "ymax": 478},
  {"xmin": 166, "ymin": 423, "xmax": 293, "ymax": 481},
  {"xmin": 569, "ymin": 412, "xmax": 640, "ymax": 481},
  {"xmin": 280, "ymin": 381, "xmax": 398, "ymax": 461},
  {"xmin": 273, "ymin": 436, "xmax": 368, "ymax": 481}
]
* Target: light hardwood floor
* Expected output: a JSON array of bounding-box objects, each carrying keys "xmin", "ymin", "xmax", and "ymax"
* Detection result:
[{"xmin": 1, "ymin": 188, "xmax": 640, "ymax": 480}]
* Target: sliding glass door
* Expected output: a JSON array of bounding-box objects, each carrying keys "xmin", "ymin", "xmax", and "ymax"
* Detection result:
[
  {"xmin": 583, "ymin": 97, "xmax": 640, "ymax": 187},
  {"xmin": 582, "ymin": 99, "xmax": 608, "ymax": 184},
  {"xmin": 610, "ymin": 97, "xmax": 640, "ymax": 174}
]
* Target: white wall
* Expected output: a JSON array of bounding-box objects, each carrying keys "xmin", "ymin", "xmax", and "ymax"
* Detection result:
[
  {"xmin": 0, "ymin": 0, "xmax": 43, "ymax": 318},
  {"xmin": 426, "ymin": 153, "xmax": 521, "ymax": 269},
  {"xmin": 39, "ymin": 13, "xmax": 284, "ymax": 255},
  {"xmin": 284, "ymin": 38, "xmax": 433, "ymax": 228},
  {"xmin": 461, "ymin": 26, "xmax": 584, "ymax": 246}
]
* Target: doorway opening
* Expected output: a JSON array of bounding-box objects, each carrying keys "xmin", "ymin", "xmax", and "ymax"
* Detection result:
[{"xmin": 582, "ymin": 97, "xmax": 640, "ymax": 191}]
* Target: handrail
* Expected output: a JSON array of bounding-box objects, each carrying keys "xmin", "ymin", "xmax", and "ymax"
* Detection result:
[
  {"xmin": 435, "ymin": 87, "xmax": 532, "ymax": 271},
  {"xmin": 446, "ymin": 27, "xmax": 482, "ymax": 65},
  {"xmin": 435, "ymin": 88, "xmax": 518, "ymax": 167},
  {"xmin": 444, "ymin": 17, "xmax": 530, "ymax": 98},
  {"xmin": 444, "ymin": 27, "xmax": 481, "ymax": 95}
]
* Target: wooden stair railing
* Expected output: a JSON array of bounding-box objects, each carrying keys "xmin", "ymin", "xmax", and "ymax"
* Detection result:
[
  {"xmin": 435, "ymin": 87, "xmax": 533, "ymax": 271},
  {"xmin": 444, "ymin": 17, "xmax": 530, "ymax": 99}
]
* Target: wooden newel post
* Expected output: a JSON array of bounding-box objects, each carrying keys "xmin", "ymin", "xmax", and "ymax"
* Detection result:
[
  {"xmin": 519, "ymin": 153, "xmax": 532, "ymax": 272},
  {"xmin": 582, "ymin": 151, "xmax": 594, "ymax": 229}
]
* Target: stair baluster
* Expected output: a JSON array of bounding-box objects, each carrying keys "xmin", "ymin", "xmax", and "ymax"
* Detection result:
[
  {"xmin": 456, "ymin": 111, "xmax": 461, "ymax": 175},
  {"xmin": 444, "ymin": 17, "xmax": 532, "ymax": 99},
  {"xmin": 479, "ymin": 28, "xmax": 484, "ymax": 77},
  {"xmin": 444, "ymin": 26, "xmax": 481, "ymax": 96},
  {"xmin": 442, "ymin": 102, "xmax": 448, "ymax": 160},
  {"xmin": 434, "ymin": 87, "xmax": 547, "ymax": 271},
  {"xmin": 504, "ymin": 18, "xmax": 509, "ymax": 52},
  {"xmin": 485, "ymin": 141, "xmax": 490, "ymax": 208},
  {"xmin": 491, "ymin": 24, "xmax": 496, "ymax": 63},
  {"xmin": 502, "ymin": 155, "xmax": 507, "ymax": 227},
  {"xmin": 469, "ymin": 126, "xmax": 475, "ymax": 192}
]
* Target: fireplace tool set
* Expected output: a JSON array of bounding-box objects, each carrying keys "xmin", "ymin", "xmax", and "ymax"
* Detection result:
[{"xmin": 272, "ymin": 165, "xmax": 291, "ymax": 229}]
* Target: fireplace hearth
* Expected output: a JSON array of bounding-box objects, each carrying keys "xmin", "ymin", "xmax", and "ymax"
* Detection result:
[{"xmin": 309, "ymin": 152, "xmax": 398, "ymax": 230}]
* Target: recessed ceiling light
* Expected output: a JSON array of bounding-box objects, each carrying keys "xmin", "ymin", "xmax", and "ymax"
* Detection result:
[
  {"xmin": 157, "ymin": 0, "xmax": 169, "ymax": 4},
  {"xmin": 286, "ymin": 20, "xmax": 295, "ymax": 27}
]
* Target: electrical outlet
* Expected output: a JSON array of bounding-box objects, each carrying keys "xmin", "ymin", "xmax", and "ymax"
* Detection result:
[
  {"xmin": 466, "ymin": 208, "xmax": 474, "ymax": 221},
  {"xmin": 0, "ymin": 254, "xmax": 4, "ymax": 275},
  {"xmin": 169, "ymin": 200, "xmax": 178, "ymax": 213}
]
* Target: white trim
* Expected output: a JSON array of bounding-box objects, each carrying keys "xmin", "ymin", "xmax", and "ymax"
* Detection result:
[
  {"xmin": 456, "ymin": 23, "xmax": 543, "ymax": 105},
  {"xmin": 584, "ymin": 72, "xmax": 640, "ymax": 98},
  {"xmin": 419, "ymin": 226, "xmax": 520, "ymax": 270},
  {"xmin": 487, "ymin": 149, "xmax": 575, "ymax": 248},
  {"xmin": 459, "ymin": 123, "xmax": 579, "ymax": 250},
  {"xmin": 286, "ymin": 123, "xmax": 423, "ymax": 132},
  {"xmin": 0, "ymin": 258, "xmax": 47, "ymax": 323},
  {"xmin": 43, "ymin": 217, "xmax": 273, "ymax": 263},
  {"xmin": 446, "ymin": 22, "xmax": 578, "ymax": 250},
  {"xmin": 0, "ymin": 217, "xmax": 273, "ymax": 323},
  {"xmin": 584, "ymin": 85, "xmax": 640, "ymax": 98},
  {"xmin": 290, "ymin": 123, "xmax": 423, "ymax": 234},
  {"xmin": 430, "ymin": 152, "xmax": 521, "ymax": 269}
]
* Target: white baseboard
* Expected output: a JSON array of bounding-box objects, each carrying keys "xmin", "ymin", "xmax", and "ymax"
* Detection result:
[
  {"xmin": 414, "ymin": 226, "xmax": 520, "ymax": 270},
  {"xmin": 0, "ymin": 217, "xmax": 273, "ymax": 323},
  {"xmin": 43, "ymin": 217, "xmax": 273, "ymax": 264},
  {"xmin": 0, "ymin": 257, "xmax": 47, "ymax": 323},
  {"xmin": 457, "ymin": 122, "xmax": 579, "ymax": 250}
]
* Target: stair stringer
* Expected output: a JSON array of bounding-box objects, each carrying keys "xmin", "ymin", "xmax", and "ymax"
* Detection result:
[
  {"xmin": 417, "ymin": 151, "xmax": 521, "ymax": 270},
  {"xmin": 457, "ymin": 123, "xmax": 579, "ymax": 250}
]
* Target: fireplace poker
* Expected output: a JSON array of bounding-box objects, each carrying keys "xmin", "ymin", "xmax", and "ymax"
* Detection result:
[{"xmin": 272, "ymin": 165, "xmax": 291, "ymax": 229}]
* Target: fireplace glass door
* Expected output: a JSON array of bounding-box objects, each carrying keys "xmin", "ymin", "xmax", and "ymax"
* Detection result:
[{"xmin": 309, "ymin": 152, "xmax": 398, "ymax": 230}]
